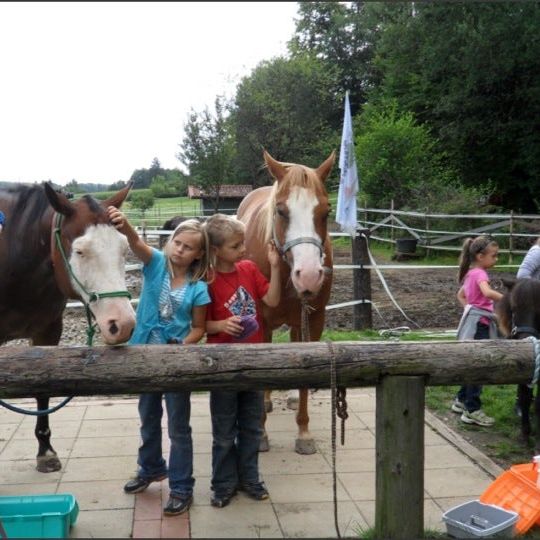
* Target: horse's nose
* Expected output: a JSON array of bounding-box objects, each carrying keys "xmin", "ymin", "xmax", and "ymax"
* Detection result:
[
  {"xmin": 293, "ymin": 267, "xmax": 324, "ymax": 294},
  {"xmin": 109, "ymin": 320, "xmax": 119, "ymax": 335}
]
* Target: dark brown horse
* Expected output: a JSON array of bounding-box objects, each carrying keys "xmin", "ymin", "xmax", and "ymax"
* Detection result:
[
  {"xmin": 237, "ymin": 150, "xmax": 335, "ymax": 454},
  {"xmin": 0, "ymin": 182, "xmax": 136, "ymax": 472},
  {"xmin": 159, "ymin": 215, "xmax": 205, "ymax": 249},
  {"xmin": 497, "ymin": 277, "xmax": 540, "ymax": 452}
]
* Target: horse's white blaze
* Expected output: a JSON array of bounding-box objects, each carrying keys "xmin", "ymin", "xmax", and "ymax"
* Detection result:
[
  {"xmin": 286, "ymin": 187, "xmax": 325, "ymax": 294},
  {"xmin": 69, "ymin": 224, "xmax": 136, "ymax": 344}
]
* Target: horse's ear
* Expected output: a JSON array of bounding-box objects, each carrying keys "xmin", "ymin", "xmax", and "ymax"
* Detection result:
[
  {"xmin": 315, "ymin": 151, "xmax": 336, "ymax": 183},
  {"xmin": 102, "ymin": 181, "xmax": 133, "ymax": 209},
  {"xmin": 43, "ymin": 182, "xmax": 75, "ymax": 217},
  {"xmin": 263, "ymin": 150, "xmax": 288, "ymax": 182}
]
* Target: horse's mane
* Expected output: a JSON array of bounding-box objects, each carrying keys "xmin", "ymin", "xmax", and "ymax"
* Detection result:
[
  {"xmin": 1, "ymin": 185, "xmax": 52, "ymax": 267},
  {"xmin": 258, "ymin": 164, "xmax": 327, "ymax": 244}
]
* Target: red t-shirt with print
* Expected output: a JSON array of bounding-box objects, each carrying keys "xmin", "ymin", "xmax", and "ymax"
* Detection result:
[{"xmin": 206, "ymin": 260, "xmax": 269, "ymax": 344}]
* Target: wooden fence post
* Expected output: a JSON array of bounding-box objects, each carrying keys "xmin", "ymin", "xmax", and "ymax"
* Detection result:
[
  {"xmin": 352, "ymin": 229, "xmax": 372, "ymax": 330},
  {"xmin": 376, "ymin": 375, "xmax": 425, "ymax": 539}
]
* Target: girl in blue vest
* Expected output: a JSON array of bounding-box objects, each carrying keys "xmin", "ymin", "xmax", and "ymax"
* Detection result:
[{"xmin": 108, "ymin": 207, "xmax": 210, "ymax": 517}]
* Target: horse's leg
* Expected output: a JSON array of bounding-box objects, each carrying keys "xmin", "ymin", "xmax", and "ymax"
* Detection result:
[
  {"xmin": 295, "ymin": 388, "xmax": 316, "ymax": 454},
  {"xmin": 518, "ymin": 384, "xmax": 533, "ymax": 447},
  {"xmin": 264, "ymin": 390, "xmax": 273, "ymax": 413},
  {"xmin": 291, "ymin": 327, "xmax": 316, "ymax": 455},
  {"xmin": 32, "ymin": 318, "xmax": 63, "ymax": 472},
  {"xmin": 286, "ymin": 390, "xmax": 299, "ymax": 410},
  {"xmin": 259, "ymin": 327, "xmax": 273, "ymax": 452}
]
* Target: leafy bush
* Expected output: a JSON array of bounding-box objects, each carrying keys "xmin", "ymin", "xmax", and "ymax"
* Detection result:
[
  {"xmin": 129, "ymin": 190, "xmax": 155, "ymax": 215},
  {"xmin": 355, "ymin": 99, "xmax": 494, "ymax": 216}
]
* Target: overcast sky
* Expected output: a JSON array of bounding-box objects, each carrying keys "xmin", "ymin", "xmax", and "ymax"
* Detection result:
[{"xmin": 0, "ymin": 2, "xmax": 299, "ymax": 186}]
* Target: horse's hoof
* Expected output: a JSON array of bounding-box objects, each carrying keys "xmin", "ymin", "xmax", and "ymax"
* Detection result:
[
  {"xmin": 264, "ymin": 400, "xmax": 273, "ymax": 413},
  {"xmin": 287, "ymin": 396, "xmax": 299, "ymax": 410},
  {"xmin": 295, "ymin": 438, "xmax": 316, "ymax": 455},
  {"xmin": 36, "ymin": 455, "xmax": 61, "ymax": 473},
  {"xmin": 259, "ymin": 435, "xmax": 270, "ymax": 452}
]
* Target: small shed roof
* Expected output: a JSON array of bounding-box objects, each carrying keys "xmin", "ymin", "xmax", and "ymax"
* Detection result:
[{"xmin": 188, "ymin": 185, "xmax": 252, "ymax": 199}]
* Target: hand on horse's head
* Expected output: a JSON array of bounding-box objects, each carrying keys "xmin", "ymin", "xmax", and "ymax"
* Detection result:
[
  {"xmin": 267, "ymin": 241, "xmax": 280, "ymax": 269},
  {"xmin": 107, "ymin": 206, "xmax": 127, "ymax": 231}
]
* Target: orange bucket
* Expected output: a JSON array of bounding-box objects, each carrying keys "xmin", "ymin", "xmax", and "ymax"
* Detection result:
[{"xmin": 480, "ymin": 465, "xmax": 540, "ymax": 534}]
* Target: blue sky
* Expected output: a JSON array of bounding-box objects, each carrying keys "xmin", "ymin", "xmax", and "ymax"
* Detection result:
[{"xmin": 0, "ymin": 2, "xmax": 298, "ymax": 185}]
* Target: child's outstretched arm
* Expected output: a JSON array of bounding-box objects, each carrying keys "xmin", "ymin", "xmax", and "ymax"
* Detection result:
[
  {"xmin": 478, "ymin": 280, "xmax": 503, "ymax": 302},
  {"xmin": 107, "ymin": 206, "xmax": 152, "ymax": 265},
  {"xmin": 262, "ymin": 241, "xmax": 281, "ymax": 307}
]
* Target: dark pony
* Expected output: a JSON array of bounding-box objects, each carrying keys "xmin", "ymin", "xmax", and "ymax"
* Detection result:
[
  {"xmin": 0, "ymin": 182, "xmax": 135, "ymax": 472},
  {"xmin": 159, "ymin": 216, "xmax": 205, "ymax": 249},
  {"xmin": 497, "ymin": 277, "xmax": 540, "ymax": 451}
]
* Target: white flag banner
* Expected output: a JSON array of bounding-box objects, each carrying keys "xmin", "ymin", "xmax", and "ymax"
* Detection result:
[{"xmin": 336, "ymin": 90, "xmax": 359, "ymax": 236}]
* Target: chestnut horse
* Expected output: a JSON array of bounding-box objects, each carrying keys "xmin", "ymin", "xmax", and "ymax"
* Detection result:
[
  {"xmin": 237, "ymin": 150, "xmax": 335, "ymax": 454},
  {"xmin": 497, "ymin": 277, "xmax": 540, "ymax": 452},
  {"xmin": 0, "ymin": 182, "xmax": 136, "ymax": 472}
]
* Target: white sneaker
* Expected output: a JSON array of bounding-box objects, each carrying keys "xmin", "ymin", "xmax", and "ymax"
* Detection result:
[
  {"xmin": 460, "ymin": 409, "xmax": 495, "ymax": 427},
  {"xmin": 451, "ymin": 399, "xmax": 466, "ymax": 414}
]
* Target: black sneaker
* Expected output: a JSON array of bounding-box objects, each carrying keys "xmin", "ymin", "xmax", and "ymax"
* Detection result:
[
  {"xmin": 239, "ymin": 482, "xmax": 269, "ymax": 501},
  {"xmin": 210, "ymin": 488, "xmax": 237, "ymax": 508},
  {"xmin": 123, "ymin": 473, "xmax": 167, "ymax": 494},
  {"xmin": 163, "ymin": 494, "xmax": 193, "ymax": 516}
]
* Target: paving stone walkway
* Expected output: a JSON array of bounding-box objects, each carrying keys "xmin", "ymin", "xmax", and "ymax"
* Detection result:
[{"xmin": 0, "ymin": 389, "xmax": 503, "ymax": 538}]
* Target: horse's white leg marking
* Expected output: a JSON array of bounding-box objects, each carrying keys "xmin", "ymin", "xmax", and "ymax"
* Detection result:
[
  {"xmin": 286, "ymin": 187, "xmax": 325, "ymax": 294},
  {"xmin": 286, "ymin": 389, "xmax": 299, "ymax": 410},
  {"xmin": 295, "ymin": 388, "xmax": 316, "ymax": 454}
]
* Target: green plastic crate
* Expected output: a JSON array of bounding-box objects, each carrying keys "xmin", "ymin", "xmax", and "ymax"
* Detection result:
[{"xmin": 0, "ymin": 494, "xmax": 78, "ymax": 538}]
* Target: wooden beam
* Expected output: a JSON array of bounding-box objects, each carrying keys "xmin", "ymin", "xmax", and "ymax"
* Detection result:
[{"xmin": 0, "ymin": 340, "xmax": 535, "ymax": 398}]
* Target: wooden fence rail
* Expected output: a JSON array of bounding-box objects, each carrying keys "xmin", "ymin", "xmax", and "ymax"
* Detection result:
[{"xmin": 0, "ymin": 340, "xmax": 536, "ymax": 538}]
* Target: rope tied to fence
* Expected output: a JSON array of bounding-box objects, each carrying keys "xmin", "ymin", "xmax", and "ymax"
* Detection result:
[{"xmin": 526, "ymin": 336, "xmax": 540, "ymax": 388}]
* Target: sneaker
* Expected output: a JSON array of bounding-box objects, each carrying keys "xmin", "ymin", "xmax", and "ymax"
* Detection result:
[
  {"xmin": 123, "ymin": 473, "xmax": 167, "ymax": 494},
  {"xmin": 163, "ymin": 494, "xmax": 193, "ymax": 516},
  {"xmin": 210, "ymin": 488, "xmax": 237, "ymax": 508},
  {"xmin": 238, "ymin": 482, "xmax": 269, "ymax": 501},
  {"xmin": 451, "ymin": 399, "xmax": 466, "ymax": 414},
  {"xmin": 460, "ymin": 409, "xmax": 495, "ymax": 427}
]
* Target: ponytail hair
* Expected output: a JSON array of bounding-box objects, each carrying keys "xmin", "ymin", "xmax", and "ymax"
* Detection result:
[{"xmin": 457, "ymin": 235, "xmax": 498, "ymax": 283}]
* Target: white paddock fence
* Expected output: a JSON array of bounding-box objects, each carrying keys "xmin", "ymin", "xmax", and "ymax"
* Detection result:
[
  {"xmin": 358, "ymin": 206, "xmax": 540, "ymax": 261},
  {"xmin": 66, "ymin": 210, "xmax": 531, "ymax": 330}
]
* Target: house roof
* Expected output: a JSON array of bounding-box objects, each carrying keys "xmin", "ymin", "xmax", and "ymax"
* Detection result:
[{"xmin": 188, "ymin": 185, "xmax": 252, "ymax": 199}]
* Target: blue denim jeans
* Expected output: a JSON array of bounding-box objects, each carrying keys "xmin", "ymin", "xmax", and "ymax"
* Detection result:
[
  {"xmin": 210, "ymin": 390, "xmax": 264, "ymax": 493},
  {"xmin": 457, "ymin": 322, "xmax": 490, "ymax": 413},
  {"xmin": 136, "ymin": 391, "xmax": 194, "ymax": 497}
]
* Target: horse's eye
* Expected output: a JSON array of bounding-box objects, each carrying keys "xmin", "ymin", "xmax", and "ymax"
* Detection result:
[
  {"xmin": 277, "ymin": 208, "xmax": 289, "ymax": 220},
  {"xmin": 75, "ymin": 250, "xmax": 84, "ymax": 257}
]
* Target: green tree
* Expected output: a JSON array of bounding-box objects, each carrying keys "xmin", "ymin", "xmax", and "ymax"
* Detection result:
[
  {"xmin": 355, "ymin": 99, "xmax": 488, "ymax": 213},
  {"xmin": 233, "ymin": 54, "xmax": 339, "ymax": 186},
  {"xmin": 129, "ymin": 190, "xmax": 155, "ymax": 218},
  {"xmin": 177, "ymin": 96, "xmax": 237, "ymax": 211},
  {"xmin": 130, "ymin": 158, "xmax": 166, "ymax": 189},
  {"xmin": 368, "ymin": 2, "xmax": 540, "ymax": 212},
  {"xmin": 288, "ymin": 1, "xmax": 377, "ymax": 118}
]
